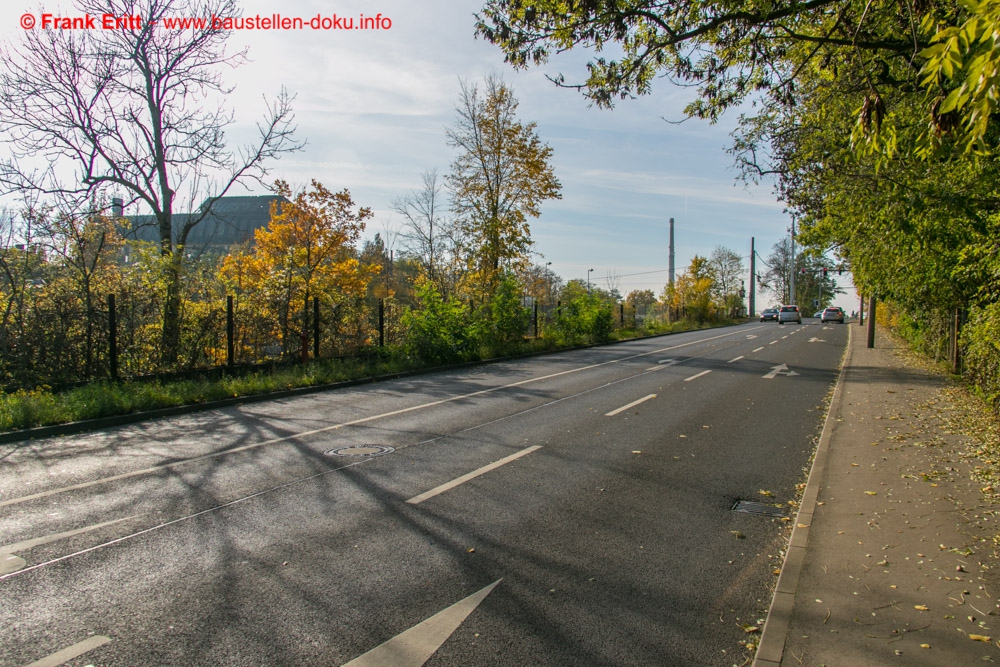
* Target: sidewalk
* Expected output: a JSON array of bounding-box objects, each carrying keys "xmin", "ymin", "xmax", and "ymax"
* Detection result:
[{"xmin": 755, "ymin": 324, "xmax": 1000, "ymax": 666}]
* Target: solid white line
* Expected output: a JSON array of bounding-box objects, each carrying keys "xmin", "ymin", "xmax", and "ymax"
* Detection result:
[
  {"xmin": 684, "ymin": 370, "xmax": 712, "ymax": 382},
  {"xmin": 605, "ymin": 394, "xmax": 656, "ymax": 417},
  {"xmin": 727, "ymin": 356, "xmax": 744, "ymax": 364},
  {"xmin": 23, "ymin": 636, "xmax": 111, "ymax": 667},
  {"xmin": 753, "ymin": 347, "xmax": 765, "ymax": 353},
  {"xmin": 343, "ymin": 580, "xmax": 502, "ymax": 667},
  {"xmin": 1, "ymin": 517, "xmax": 134, "ymax": 555},
  {"xmin": 2, "ymin": 327, "xmax": 758, "ymax": 509},
  {"xmin": 406, "ymin": 446, "xmax": 542, "ymax": 505}
]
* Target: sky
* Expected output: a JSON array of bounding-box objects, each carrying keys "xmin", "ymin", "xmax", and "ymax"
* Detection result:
[{"xmin": 0, "ymin": 0, "xmax": 860, "ymax": 313}]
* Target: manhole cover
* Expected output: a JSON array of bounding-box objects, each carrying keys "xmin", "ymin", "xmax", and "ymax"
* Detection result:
[
  {"xmin": 324, "ymin": 445, "xmax": 395, "ymax": 457},
  {"xmin": 731, "ymin": 500, "xmax": 788, "ymax": 518}
]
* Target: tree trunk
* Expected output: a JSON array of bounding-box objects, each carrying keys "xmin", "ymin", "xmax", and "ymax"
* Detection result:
[{"xmin": 160, "ymin": 251, "xmax": 183, "ymax": 366}]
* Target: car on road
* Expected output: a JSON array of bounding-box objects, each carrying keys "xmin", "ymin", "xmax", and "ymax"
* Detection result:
[
  {"xmin": 821, "ymin": 306, "xmax": 845, "ymax": 323},
  {"xmin": 778, "ymin": 305, "xmax": 802, "ymax": 324},
  {"xmin": 812, "ymin": 310, "xmax": 824, "ymax": 318},
  {"xmin": 760, "ymin": 308, "xmax": 779, "ymax": 322}
]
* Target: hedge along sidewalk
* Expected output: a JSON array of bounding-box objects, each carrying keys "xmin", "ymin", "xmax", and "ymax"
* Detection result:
[{"xmin": 0, "ymin": 320, "xmax": 740, "ymax": 445}]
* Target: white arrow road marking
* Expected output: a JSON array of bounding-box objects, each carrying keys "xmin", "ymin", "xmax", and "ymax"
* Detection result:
[
  {"xmin": 0, "ymin": 517, "xmax": 134, "ymax": 575},
  {"xmin": 606, "ymin": 394, "xmax": 656, "ymax": 417},
  {"xmin": 23, "ymin": 636, "xmax": 111, "ymax": 667},
  {"xmin": 763, "ymin": 364, "xmax": 800, "ymax": 379},
  {"xmin": 342, "ymin": 580, "xmax": 502, "ymax": 667},
  {"xmin": 407, "ymin": 447, "xmax": 541, "ymax": 505},
  {"xmin": 648, "ymin": 358, "xmax": 681, "ymax": 371},
  {"xmin": 808, "ymin": 337, "xmax": 826, "ymax": 343}
]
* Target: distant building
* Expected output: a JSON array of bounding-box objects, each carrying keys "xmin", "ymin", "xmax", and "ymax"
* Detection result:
[{"xmin": 117, "ymin": 195, "xmax": 285, "ymax": 251}]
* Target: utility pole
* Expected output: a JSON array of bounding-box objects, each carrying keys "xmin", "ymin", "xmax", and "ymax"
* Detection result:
[
  {"xmin": 749, "ymin": 237, "xmax": 756, "ymax": 317},
  {"xmin": 789, "ymin": 221, "xmax": 796, "ymax": 304},
  {"xmin": 668, "ymin": 217, "xmax": 675, "ymax": 288}
]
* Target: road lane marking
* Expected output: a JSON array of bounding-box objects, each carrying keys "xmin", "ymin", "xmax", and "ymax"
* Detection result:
[
  {"xmin": 763, "ymin": 364, "xmax": 800, "ymax": 379},
  {"xmin": 0, "ymin": 517, "xmax": 134, "ymax": 574},
  {"xmin": 752, "ymin": 347, "xmax": 764, "ymax": 353},
  {"xmin": 605, "ymin": 394, "xmax": 656, "ymax": 417},
  {"xmin": 342, "ymin": 580, "xmax": 501, "ymax": 667},
  {"xmin": 406, "ymin": 447, "xmax": 541, "ymax": 505},
  {"xmin": 684, "ymin": 370, "xmax": 712, "ymax": 382},
  {"xmin": 1, "ymin": 327, "xmax": 759, "ymax": 510},
  {"xmin": 769, "ymin": 340, "xmax": 778, "ymax": 345},
  {"xmin": 657, "ymin": 358, "xmax": 677, "ymax": 364},
  {"xmin": 23, "ymin": 636, "xmax": 111, "ymax": 667},
  {"xmin": 2, "ymin": 554, "xmax": 26, "ymax": 576},
  {"xmin": 727, "ymin": 356, "xmax": 744, "ymax": 364}
]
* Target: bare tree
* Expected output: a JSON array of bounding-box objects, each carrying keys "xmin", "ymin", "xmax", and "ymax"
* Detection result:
[
  {"xmin": 392, "ymin": 169, "xmax": 447, "ymax": 281},
  {"xmin": 0, "ymin": 0, "xmax": 301, "ymax": 364},
  {"xmin": 707, "ymin": 245, "xmax": 745, "ymax": 315}
]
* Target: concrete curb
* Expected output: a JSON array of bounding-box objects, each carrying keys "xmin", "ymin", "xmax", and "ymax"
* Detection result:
[
  {"xmin": 753, "ymin": 325, "xmax": 854, "ymax": 666},
  {"xmin": 0, "ymin": 324, "xmax": 743, "ymax": 446}
]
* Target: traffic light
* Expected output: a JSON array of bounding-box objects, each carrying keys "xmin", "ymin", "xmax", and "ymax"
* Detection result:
[
  {"xmin": 822, "ymin": 267, "xmax": 827, "ymax": 278},
  {"xmin": 838, "ymin": 266, "xmax": 843, "ymax": 275}
]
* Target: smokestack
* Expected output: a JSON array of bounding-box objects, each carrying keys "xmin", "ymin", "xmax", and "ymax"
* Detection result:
[
  {"xmin": 112, "ymin": 197, "xmax": 123, "ymax": 218},
  {"xmin": 668, "ymin": 217, "xmax": 675, "ymax": 287}
]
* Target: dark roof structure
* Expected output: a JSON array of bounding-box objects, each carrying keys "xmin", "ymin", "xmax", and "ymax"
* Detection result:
[{"xmin": 120, "ymin": 195, "xmax": 284, "ymax": 249}]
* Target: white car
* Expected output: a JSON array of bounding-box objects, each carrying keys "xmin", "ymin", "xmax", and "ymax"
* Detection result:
[{"xmin": 778, "ymin": 305, "xmax": 802, "ymax": 324}]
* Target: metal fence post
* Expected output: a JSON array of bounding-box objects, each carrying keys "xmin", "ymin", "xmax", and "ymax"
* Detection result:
[
  {"xmin": 108, "ymin": 293, "xmax": 118, "ymax": 381},
  {"xmin": 379, "ymin": 298, "xmax": 385, "ymax": 347},
  {"xmin": 226, "ymin": 295, "xmax": 234, "ymax": 366},
  {"xmin": 313, "ymin": 297, "xmax": 320, "ymax": 359}
]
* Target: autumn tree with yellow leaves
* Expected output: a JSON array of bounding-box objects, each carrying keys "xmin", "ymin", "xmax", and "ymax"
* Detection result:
[
  {"xmin": 446, "ymin": 75, "xmax": 561, "ymax": 300},
  {"xmin": 220, "ymin": 180, "xmax": 377, "ymax": 359}
]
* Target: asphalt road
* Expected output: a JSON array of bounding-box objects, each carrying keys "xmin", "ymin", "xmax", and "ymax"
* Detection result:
[{"xmin": 0, "ymin": 320, "xmax": 848, "ymax": 667}]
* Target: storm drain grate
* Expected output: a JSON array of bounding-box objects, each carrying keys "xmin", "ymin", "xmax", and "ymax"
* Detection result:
[
  {"xmin": 731, "ymin": 500, "xmax": 788, "ymax": 518},
  {"xmin": 324, "ymin": 445, "xmax": 395, "ymax": 458}
]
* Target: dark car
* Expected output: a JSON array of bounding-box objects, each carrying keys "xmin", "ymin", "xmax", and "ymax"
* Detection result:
[
  {"xmin": 778, "ymin": 304, "xmax": 802, "ymax": 324},
  {"xmin": 821, "ymin": 306, "xmax": 845, "ymax": 324},
  {"xmin": 760, "ymin": 308, "xmax": 779, "ymax": 322}
]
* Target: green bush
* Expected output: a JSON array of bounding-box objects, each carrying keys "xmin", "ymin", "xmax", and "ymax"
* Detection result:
[
  {"xmin": 402, "ymin": 281, "xmax": 477, "ymax": 363},
  {"xmin": 484, "ymin": 274, "xmax": 530, "ymax": 354},
  {"xmin": 963, "ymin": 302, "xmax": 1000, "ymax": 410}
]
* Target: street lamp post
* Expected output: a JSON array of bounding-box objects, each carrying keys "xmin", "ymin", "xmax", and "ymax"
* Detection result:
[{"xmin": 587, "ymin": 268, "xmax": 594, "ymax": 293}]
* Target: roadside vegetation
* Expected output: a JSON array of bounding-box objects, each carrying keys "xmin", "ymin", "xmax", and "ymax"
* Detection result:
[{"xmin": 0, "ymin": 315, "xmax": 737, "ymax": 434}]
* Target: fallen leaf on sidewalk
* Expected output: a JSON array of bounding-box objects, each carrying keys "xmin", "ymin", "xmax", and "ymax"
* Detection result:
[
  {"xmin": 970, "ymin": 634, "xmax": 992, "ymax": 642},
  {"xmin": 759, "ymin": 490, "xmax": 774, "ymax": 497},
  {"xmin": 920, "ymin": 644, "xmax": 931, "ymax": 649},
  {"xmin": 914, "ymin": 605, "xmax": 929, "ymax": 611},
  {"xmin": 865, "ymin": 491, "xmax": 878, "ymax": 495}
]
